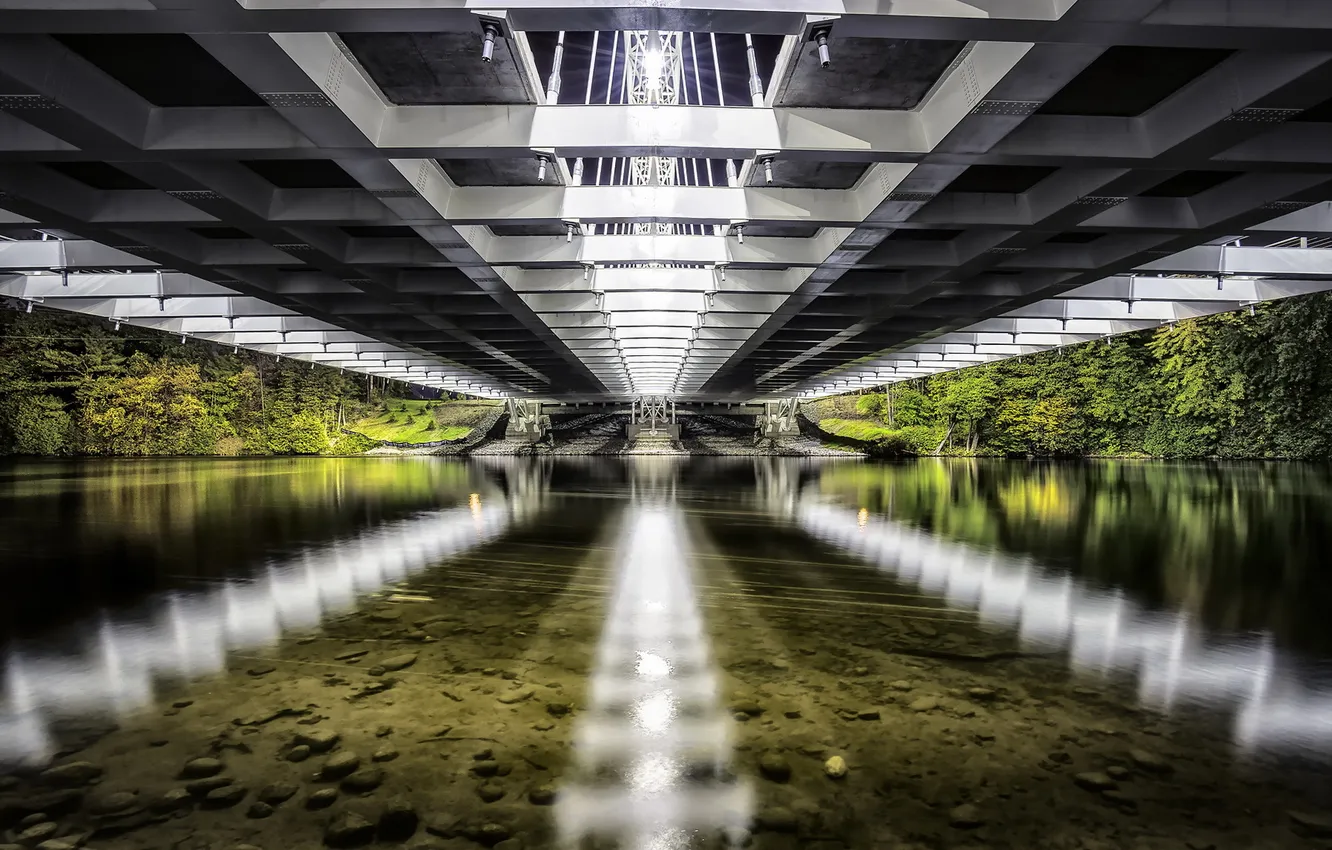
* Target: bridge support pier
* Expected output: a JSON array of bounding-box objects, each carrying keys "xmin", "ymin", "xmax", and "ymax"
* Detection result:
[
  {"xmin": 758, "ymin": 399, "xmax": 801, "ymax": 439},
  {"xmin": 627, "ymin": 395, "xmax": 680, "ymax": 440},
  {"xmin": 504, "ymin": 398, "xmax": 549, "ymax": 442}
]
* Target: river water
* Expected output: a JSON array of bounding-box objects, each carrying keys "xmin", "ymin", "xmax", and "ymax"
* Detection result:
[{"xmin": 0, "ymin": 457, "xmax": 1331, "ymax": 849}]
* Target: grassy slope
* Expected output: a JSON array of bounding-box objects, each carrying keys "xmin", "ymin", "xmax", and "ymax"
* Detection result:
[
  {"xmin": 347, "ymin": 399, "xmax": 497, "ymax": 444},
  {"xmin": 818, "ymin": 418, "xmax": 897, "ymax": 441}
]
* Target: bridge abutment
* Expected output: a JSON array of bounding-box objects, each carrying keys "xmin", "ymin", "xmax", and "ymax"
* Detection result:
[
  {"xmin": 626, "ymin": 396, "xmax": 680, "ymax": 440},
  {"xmin": 504, "ymin": 399, "xmax": 549, "ymax": 442},
  {"xmin": 758, "ymin": 399, "xmax": 801, "ymax": 439}
]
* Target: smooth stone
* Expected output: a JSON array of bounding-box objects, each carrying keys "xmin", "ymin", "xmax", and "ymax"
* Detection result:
[
  {"xmin": 545, "ymin": 703, "xmax": 571, "ymax": 717},
  {"xmin": 287, "ymin": 745, "xmax": 313, "ymax": 763},
  {"xmin": 38, "ymin": 762, "xmax": 103, "ymax": 788},
  {"xmin": 246, "ymin": 802, "xmax": 274, "ymax": 819},
  {"xmin": 528, "ymin": 785, "xmax": 556, "ymax": 805},
  {"xmin": 257, "ymin": 783, "xmax": 299, "ymax": 805},
  {"xmin": 334, "ymin": 650, "xmax": 368, "ymax": 662},
  {"xmin": 858, "ymin": 710, "xmax": 880, "ymax": 721},
  {"xmin": 378, "ymin": 797, "xmax": 419, "ymax": 842},
  {"xmin": 179, "ymin": 758, "xmax": 224, "ymax": 779},
  {"xmin": 889, "ymin": 681, "xmax": 914, "ymax": 691},
  {"xmin": 730, "ymin": 701, "xmax": 763, "ymax": 717},
  {"xmin": 908, "ymin": 697, "xmax": 939, "ymax": 712},
  {"xmin": 1074, "ymin": 772, "xmax": 1118, "ymax": 792},
  {"xmin": 320, "ymin": 752, "xmax": 361, "ymax": 781},
  {"xmin": 756, "ymin": 807, "xmax": 798, "ymax": 833},
  {"xmin": 477, "ymin": 784, "xmax": 506, "ymax": 803},
  {"xmin": 380, "ymin": 654, "xmax": 418, "ymax": 672},
  {"xmin": 1128, "ymin": 747, "xmax": 1174, "ymax": 774},
  {"xmin": 16, "ymin": 823, "xmax": 58, "ymax": 845},
  {"xmin": 475, "ymin": 824, "xmax": 510, "ymax": 846},
  {"xmin": 18, "ymin": 790, "xmax": 84, "ymax": 818},
  {"xmin": 151, "ymin": 789, "xmax": 191, "ymax": 813},
  {"xmin": 203, "ymin": 785, "xmax": 246, "ymax": 808},
  {"xmin": 375, "ymin": 726, "xmax": 393, "ymax": 738},
  {"xmin": 324, "ymin": 810, "xmax": 377, "ymax": 848},
  {"xmin": 87, "ymin": 791, "xmax": 138, "ymax": 815},
  {"xmin": 949, "ymin": 804, "xmax": 985, "ymax": 828},
  {"xmin": 1289, "ymin": 811, "xmax": 1332, "ymax": 837},
  {"xmin": 1106, "ymin": 766, "xmax": 1132, "ymax": 781},
  {"xmin": 967, "ymin": 687, "xmax": 997, "ymax": 701},
  {"xmin": 306, "ymin": 789, "xmax": 339, "ymax": 810},
  {"xmin": 340, "ymin": 769, "xmax": 385, "ymax": 793},
  {"xmin": 496, "ymin": 688, "xmax": 534, "ymax": 705},
  {"xmin": 783, "ymin": 710, "xmax": 802, "ymax": 719},
  {"xmin": 823, "ymin": 756, "xmax": 848, "ymax": 779},
  {"xmin": 471, "ymin": 761, "xmax": 499, "ymax": 778},
  {"xmin": 368, "ymin": 611, "xmax": 402, "ymax": 623},
  {"xmin": 296, "ymin": 729, "xmax": 341, "ymax": 753},
  {"xmin": 185, "ymin": 777, "xmax": 233, "ymax": 797},
  {"xmin": 18, "ymin": 815, "xmax": 47, "ymax": 828},
  {"xmin": 758, "ymin": 753, "xmax": 791, "ymax": 782},
  {"xmin": 372, "ymin": 748, "xmax": 399, "ymax": 763}
]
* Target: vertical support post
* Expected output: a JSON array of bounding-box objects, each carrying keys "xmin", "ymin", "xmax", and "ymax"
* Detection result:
[
  {"xmin": 744, "ymin": 34, "xmax": 764, "ymax": 107},
  {"xmin": 546, "ymin": 31, "xmax": 565, "ymax": 104}
]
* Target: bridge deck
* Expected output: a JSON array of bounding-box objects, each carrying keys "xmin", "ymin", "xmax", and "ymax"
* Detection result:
[{"xmin": 2, "ymin": 1, "xmax": 1331, "ymax": 401}]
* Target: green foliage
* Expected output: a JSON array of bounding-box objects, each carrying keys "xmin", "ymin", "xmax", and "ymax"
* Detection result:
[
  {"xmin": 0, "ymin": 307, "xmax": 386, "ymax": 456},
  {"xmin": 855, "ymin": 393, "xmax": 887, "ymax": 419},
  {"xmin": 810, "ymin": 291, "xmax": 1332, "ymax": 459},
  {"xmin": 6, "ymin": 394, "xmax": 72, "ymax": 455},
  {"xmin": 328, "ymin": 430, "xmax": 378, "ymax": 455}
]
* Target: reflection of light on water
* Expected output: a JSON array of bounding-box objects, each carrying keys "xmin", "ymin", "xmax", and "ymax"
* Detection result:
[
  {"xmin": 559, "ymin": 503, "xmax": 751, "ymax": 846},
  {"xmin": 857, "ymin": 507, "xmax": 868, "ymax": 528},
  {"xmin": 628, "ymin": 751, "xmax": 682, "ymax": 797},
  {"xmin": 641, "ymin": 825, "xmax": 692, "ymax": 850},
  {"xmin": 632, "ymin": 689, "xmax": 678, "ymax": 735},
  {"xmin": 636, "ymin": 651, "xmax": 671, "ymax": 679},
  {"xmin": 795, "ymin": 500, "xmax": 1332, "ymax": 755},
  {"xmin": 0, "ymin": 501, "xmax": 517, "ymax": 765}
]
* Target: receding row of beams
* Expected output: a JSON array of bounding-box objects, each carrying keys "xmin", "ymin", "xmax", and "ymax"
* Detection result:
[
  {"xmin": 14, "ymin": 184, "xmax": 1332, "ymax": 234},
  {"xmin": 14, "ymin": 104, "xmax": 1332, "ymax": 170},
  {"xmin": 8, "ymin": 270, "xmax": 1325, "ymax": 339},
  {"xmin": 9, "ymin": 238, "xmax": 1332, "ymax": 280}
]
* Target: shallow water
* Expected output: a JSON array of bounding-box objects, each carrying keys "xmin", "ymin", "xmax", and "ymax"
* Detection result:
[{"xmin": 1, "ymin": 456, "xmax": 1332, "ymax": 849}]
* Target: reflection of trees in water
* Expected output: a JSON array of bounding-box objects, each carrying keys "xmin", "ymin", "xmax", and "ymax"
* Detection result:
[
  {"xmin": 815, "ymin": 460, "xmax": 1332, "ymax": 653},
  {"xmin": 0, "ymin": 457, "xmax": 478, "ymax": 550},
  {"xmin": 0, "ymin": 458, "xmax": 495, "ymax": 635}
]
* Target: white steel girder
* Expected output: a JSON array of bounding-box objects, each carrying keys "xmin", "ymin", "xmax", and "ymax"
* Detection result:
[
  {"xmin": 796, "ymin": 274, "xmax": 1332, "ymax": 396},
  {"xmin": 0, "ymin": 272, "xmax": 512, "ymax": 395}
]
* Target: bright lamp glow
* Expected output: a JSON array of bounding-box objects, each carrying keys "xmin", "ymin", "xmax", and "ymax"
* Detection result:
[{"xmin": 643, "ymin": 49, "xmax": 664, "ymax": 91}]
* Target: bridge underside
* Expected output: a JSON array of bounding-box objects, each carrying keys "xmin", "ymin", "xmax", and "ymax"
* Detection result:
[{"xmin": 4, "ymin": 1, "xmax": 1332, "ymax": 402}]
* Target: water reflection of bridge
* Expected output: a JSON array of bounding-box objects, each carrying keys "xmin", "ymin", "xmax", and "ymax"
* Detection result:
[
  {"xmin": 0, "ymin": 466, "xmax": 540, "ymax": 765},
  {"xmin": 780, "ymin": 482, "xmax": 1332, "ymax": 755}
]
